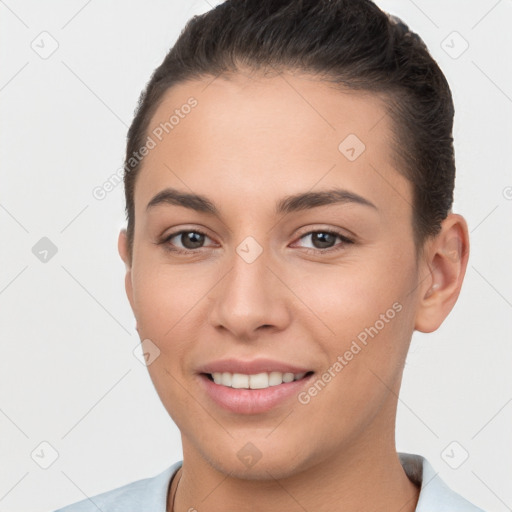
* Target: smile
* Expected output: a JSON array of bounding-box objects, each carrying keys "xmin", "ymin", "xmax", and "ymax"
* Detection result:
[{"xmin": 199, "ymin": 370, "xmax": 315, "ymax": 414}]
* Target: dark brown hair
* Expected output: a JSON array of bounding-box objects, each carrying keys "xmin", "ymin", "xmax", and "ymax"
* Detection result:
[{"xmin": 123, "ymin": 0, "xmax": 455, "ymax": 262}]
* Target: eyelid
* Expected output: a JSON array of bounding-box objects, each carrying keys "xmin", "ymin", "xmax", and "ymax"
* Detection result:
[
  {"xmin": 161, "ymin": 227, "xmax": 217, "ymax": 249},
  {"xmin": 291, "ymin": 227, "xmax": 354, "ymax": 252},
  {"xmin": 293, "ymin": 224, "xmax": 355, "ymax": 241}
]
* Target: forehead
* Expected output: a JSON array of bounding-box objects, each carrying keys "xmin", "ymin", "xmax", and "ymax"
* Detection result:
[{"xmin": 134, "ymin": 72, "xmax": 411, "ymax": 221}]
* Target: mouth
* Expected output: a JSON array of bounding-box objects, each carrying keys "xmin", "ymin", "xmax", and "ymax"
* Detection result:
[{"xmin": 198, "ymin": 370, "xmax": 315, "ymax": 414}]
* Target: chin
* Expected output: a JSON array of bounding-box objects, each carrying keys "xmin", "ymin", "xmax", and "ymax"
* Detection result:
[{"xmin": 201, "ymin": 443, "xmax": 312, "ymax": 481}]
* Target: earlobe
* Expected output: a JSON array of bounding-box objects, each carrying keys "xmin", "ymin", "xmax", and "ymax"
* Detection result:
[{"xmin": 414, "ymin": 214, "xmax": 470, "ymax": 333}]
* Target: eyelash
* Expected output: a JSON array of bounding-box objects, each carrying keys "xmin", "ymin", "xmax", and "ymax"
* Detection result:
[{"xmin": 158, "ymin": 228, "xmax": 354, "ymax": 255}]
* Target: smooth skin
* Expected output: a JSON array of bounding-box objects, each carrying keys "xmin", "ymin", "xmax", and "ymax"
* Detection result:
[{"xmin": 118, "ymin": 70, "xmax": 469, "ymax": 512}]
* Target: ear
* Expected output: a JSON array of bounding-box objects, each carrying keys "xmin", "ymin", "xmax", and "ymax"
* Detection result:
[
  {"xmin": 118, "ymin": 228, "xmax": 137, "ymax": 331},
  {"xmin": 414, "ymin": 213, "xmax": 470, "ymax": 333}
]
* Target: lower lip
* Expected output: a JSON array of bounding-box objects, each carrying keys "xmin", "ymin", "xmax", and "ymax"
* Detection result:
[{"xmin": 198, "ymin": 373, "xmax": 314, "ymax": 414}]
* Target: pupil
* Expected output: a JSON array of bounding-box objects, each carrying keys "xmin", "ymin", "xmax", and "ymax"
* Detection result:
[
  {"xmin": 182, "ymin": 232, "xmax": 204, "ymax": 249},
  {"xmin": 313, "ymin": 232, "xmax": 335, "ymax": 248}
]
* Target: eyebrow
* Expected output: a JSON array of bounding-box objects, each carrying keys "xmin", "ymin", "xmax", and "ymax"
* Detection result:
[{"xmin": 145, "ymin": 187, "xmax": 378, "ymax": 216}]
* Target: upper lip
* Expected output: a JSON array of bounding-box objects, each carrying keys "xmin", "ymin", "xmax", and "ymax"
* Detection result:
[{"xmin": 197, "ymin": 358, "xmax": 312, "ymax": 375}]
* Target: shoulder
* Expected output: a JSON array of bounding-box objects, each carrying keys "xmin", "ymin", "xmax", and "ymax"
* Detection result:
[
  {"xmin": 398, "ymin": 452, "xmax": 486, "ymax": 512},
  {"xmin": 51, "ymin": 461, "xmax": 182, "ymax": 512}
]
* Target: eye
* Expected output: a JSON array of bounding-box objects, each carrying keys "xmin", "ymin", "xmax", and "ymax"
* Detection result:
[
  {"xmin": 292, "ymin": 229, "xmax": 354, "ymax": 253},
  {"xmin": 157, "ymin": 228, "xmax": 354, "ymax": 255},
  {"xmin": 159, "ymin": 229, "xmax": 216, "ymax": 253}
]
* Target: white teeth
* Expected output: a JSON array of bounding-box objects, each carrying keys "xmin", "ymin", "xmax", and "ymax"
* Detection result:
[
  {"xmin": 209, "ymin": 371, "xmax": 309, "ymax": 389},
  {"xmin": 249, "ymin": 372, "xmax": 269, "ymax": 389},
  {"xmin": 221, "ymin": 372, "xmax": 232, "ymax": 386},
  {"xmin": 231, "ymin": 373, "xmax": 249, "ymax": 388},
  {"xmin": 268, "ymin": 371, "xmax": 283, "ymax": 386}
]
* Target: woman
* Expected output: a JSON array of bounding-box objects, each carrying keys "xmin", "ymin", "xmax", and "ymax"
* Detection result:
[{"xmin": 54, "ymin": 0, "xmax": 484, "ymax": 510}]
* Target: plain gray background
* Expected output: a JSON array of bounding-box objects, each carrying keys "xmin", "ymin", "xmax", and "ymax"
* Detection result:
[{"xmin": 1, "ymin": 1, "xmax": 511, "ymax": 511}]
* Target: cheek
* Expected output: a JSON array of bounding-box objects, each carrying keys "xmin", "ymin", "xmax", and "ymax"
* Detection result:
[
  {"xmin": 130, "ymin": 259, "xmax": 210, "ymax": 342},
  {"xmin": 294, "ymin": 251, "xmax": 417, "ymax": 382},
  {"xmin": 295, "ymin": 259, "xmax": 408, "ymax": 333},
  {"xmin": 130, "ymin": 262, "xmax": 210, "ymax": 423},
  {"xmin": 290, "ymin": 262, "xmax": 416, "ymax": 440}
]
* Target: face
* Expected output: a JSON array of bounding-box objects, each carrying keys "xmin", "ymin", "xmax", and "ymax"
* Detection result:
[{"xmin": 119, "ymin": 71, "xmax": 427, "ymax": 479}]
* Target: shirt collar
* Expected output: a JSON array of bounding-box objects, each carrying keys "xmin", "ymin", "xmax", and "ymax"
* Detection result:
[{"xmin": 398, "ymin": 452, "xmax": 484, "ymax": 511}]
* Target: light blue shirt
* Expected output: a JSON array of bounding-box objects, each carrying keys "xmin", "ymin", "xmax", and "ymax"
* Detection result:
[{"xmin": 52, "ymin": 452, "xmax": 485, "ymax": 511}]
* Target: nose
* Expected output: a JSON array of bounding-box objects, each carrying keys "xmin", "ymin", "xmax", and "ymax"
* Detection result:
[{"xmin": 207, "ymin": 242, "xmax": 291, "ymax": 341}]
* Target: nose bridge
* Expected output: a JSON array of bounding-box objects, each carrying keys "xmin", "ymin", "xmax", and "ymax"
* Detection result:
[{"xmin": 208, "ymin": 234, "xmax": 290, "ymax": 337}]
